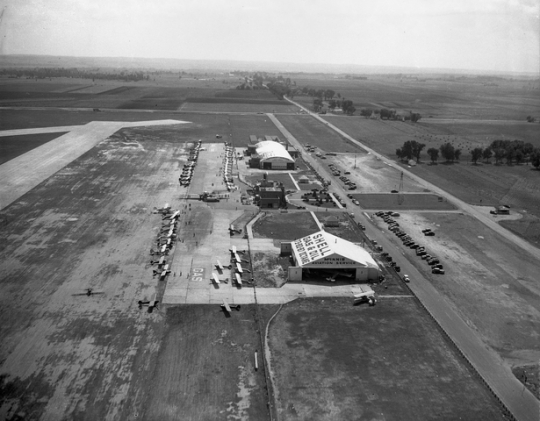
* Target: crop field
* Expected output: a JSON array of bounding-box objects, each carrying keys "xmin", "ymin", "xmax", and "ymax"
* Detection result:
[
  {"xmin": 352, "ymin": 193, "xmax": 456, "ymax": 210},
  {"xmin": 321, "ymin": 116, "xmax": 540, "ymax": 243},
  {"xmin": 268, "ymin": 298, "xmax": 505, "ymax": 421},
  {"xmin": 276, "ymin": 115, "xmax": 366, "ymax": 153},
  {"xmin": 0, "ymin": 132, "xmax": 67, "ymax": 164},
  {"xmin": 180, "ymin": 101, "xmax": 297, "ymax": 113},
  {"xmin": 292, "ymin": 75, "xmax": 540, "ymax": 120}
]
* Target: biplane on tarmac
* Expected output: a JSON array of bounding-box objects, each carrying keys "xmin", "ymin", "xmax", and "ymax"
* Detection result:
[
  {"xmin": 72, "ymin": 288, "xmax": 104, "ymax": 297},
  {"xmin": 138, "ymin": 294, "xmax": 159, "ymax": 313}
]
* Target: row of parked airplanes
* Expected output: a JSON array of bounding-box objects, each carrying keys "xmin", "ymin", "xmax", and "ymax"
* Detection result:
[
  {"xmin": 179, "ymin": 140, "xmax": 203, "ymax": 187},
  {"xmin": 223, "ymin": 143, "xmax": 236, "ymax": 191}
]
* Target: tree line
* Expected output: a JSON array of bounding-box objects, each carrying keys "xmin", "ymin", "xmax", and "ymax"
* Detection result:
[
  {"xmin": 396, "ymin": 139, "xmax": 540, "ymax": 168},
  {"xmin": 1, "ymin": 67, "xmax": 149, "ymax": 82}
]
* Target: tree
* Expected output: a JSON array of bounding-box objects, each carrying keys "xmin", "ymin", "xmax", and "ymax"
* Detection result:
[
  {"xmin": 515, "ymin": 149, "xmax": 524, "ymax": 165},
  {"xmin": 439, "ymin": 142, "xmax": 455, "ymax": 162},
  {"xmin": 471, "ymin": 147, "xmax": 483, "ymax": 164},
  {"xmin": 531, "ymin": 148, "xmax": 540, "ymax": 169},
  {"xmin": 493, "ymin": 148, "xmax": 506, "ymax": 164},
  {"xmin": 427, "ymin": 147, "xmax": 439, "ymax": 164},
  {"xmin": 396, "ymin": 148, "xmax": 404, "ymax": 161},
  {"xmin": 454, "ymin": 149, "xmax": 462, "ymax": 161},
  {"xmin": 410, "ymin": 112, "xmax": 422, "ymax": 122},
  {"xmin": 400, "ymin": 140, "xmax": 425, "ymax": 162},
  {"xmin": 505, "ymin": 148, "xmax": 515, "ymax": 164},
  {"xmin": 324, "ymin": 89, "xmax": 335, "ymax": 100},
  {"xmin": 482, "ymin": 147, "xmax": 493, "ymax": 163},
  {"xmin": 360, "ymin": 108, "xmax": 373, "ymax": 118},
  {"xmin": 342, "ymin": 100, "xmax": 355, "ymax": 115},
  {"xmin": 328, "ymin": 100, "xmax": 337, "ymax": 110},
  {"xmin": 312, "ymin": 98, "xmax": 323, "ymax": 111}
]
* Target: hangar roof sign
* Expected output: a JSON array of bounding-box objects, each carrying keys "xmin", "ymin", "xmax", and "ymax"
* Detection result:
[{"xmin": 291, "ymin": 230, "xmax": 378, "ymax": 268}]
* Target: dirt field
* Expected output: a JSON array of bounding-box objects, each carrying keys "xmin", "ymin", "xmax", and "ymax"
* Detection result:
[
  {"xmin": 353, "ymin": 193, "xmax": 456, "ymax": 210},
  {"xmin": 268, "ymin": 298, "xmax": 506, "ymax": 421},
  {"xmin": 370, "ymin": 212, "xmax": 540, "ymax": 373}
]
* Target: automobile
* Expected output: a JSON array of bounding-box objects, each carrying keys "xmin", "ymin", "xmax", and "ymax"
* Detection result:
[
  {"xmin": 403, "ymin": 274, "xmax": 410, "ymax": 283},
  {"xmin": 404, "ymin": 241, "xmax": 413, "ymax": 246},
  {"xmin": 359, "ymin": 224, "xmax": 366, "ymax": 230},
  {"xmin": 348, "ymin": 185, "xmax": 357, "ymax": 190},
  {"xmin": 394, "ymin": 266, "xmax": 401, "ymax": 272},
  {"xmin": 391, "ymin": 189, "xmax": 398, "ymax": 193},
  {"xmin": 425, "ymin": 231, "xmax": 435, "ymax": 236},
  {"xmin": 375, "ymin": 211, "xmax": 384, "ymax": 217},
  {"xmin": 410, "ymin": 244, "xmax": 419, "ymax": 249},
  {"xmin": 432, "ymin": 268, "xmax": 445, "ymax": 274},
  {"xmin": 422, "ymin": 254, "xmax": 432, "ymax": 260},
  {"xmin": 433, "ymin": 264, "xmax": 443, "ymax": 269},
  {"xmin": 349, "ymin": 212, "xmax": 355, "ymax": 218},
  {"xmin": 344, "ymin": 171, "xmax": 351, "ymax": 175},
  {"xmin": 417, "ymin": 251, "xmax": 427, "ymax": 256},
  {"xmin": 353, "ymin": 200, "xmax": 360, "ymax": 205},
  {"xmin": 391, "ymin": 212, "xmax": 400, "ymax": 217},
  {"xmin": 422, "ymin": 228, "xmax": 432, "ymax": 233},
  {"xmin": 216, "ymin": 134, "xmax": 222, "ymax": 138},
  {"xmin": 347, "ymin": 194, "xmax": 353, "ymax": 199}
]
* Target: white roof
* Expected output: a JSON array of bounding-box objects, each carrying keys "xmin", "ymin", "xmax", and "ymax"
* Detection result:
[
  {"xmin": 291, "ymin": 230, "xmax": 379, "ymax": 268},
  {"xmin": 255, "ymin": 140, "xmax": 294, "ymax": 163}
]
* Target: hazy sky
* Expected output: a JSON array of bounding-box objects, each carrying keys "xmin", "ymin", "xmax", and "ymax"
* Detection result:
[{"xmin": 1, "ymin": 0, "xmax": 538, "ymax": 73}]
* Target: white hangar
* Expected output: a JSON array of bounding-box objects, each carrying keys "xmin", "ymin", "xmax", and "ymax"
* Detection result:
[{"xmin": 281, "ymin": 230, "xmax": 380, "ymax": 282}]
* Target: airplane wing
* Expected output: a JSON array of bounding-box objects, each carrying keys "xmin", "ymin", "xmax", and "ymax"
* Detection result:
[
  {"xmin": 221, "ymin": 299, "xmax": 232, "ymax": 313},
  {"xmin": 235, "ymin": 273, "xmax": 243, "ymax": 286},
  {"xmin": 236, "ymin": 262, "xmax": 243, "ymax": 273},
  {"xmin": 216, "ymin": 259, "xmax": 223, "ymax": 270},
  {"xmin": 212, "ymin": 273, "xmax": 221, "ymax": 284},
  {"xmin": 230, "ymin": 245, "xmax": 237, "ymax": 254}
]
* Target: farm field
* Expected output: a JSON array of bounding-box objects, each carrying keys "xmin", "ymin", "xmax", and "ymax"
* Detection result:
[
  {"xmin": 292, "ymin": 74, "xmax": 540, "ymax": 120},
  {"xmin": 0, "ymin": 77, "xmax": 293, "ymax": 112},
  {"xmin": 352, "ymin": 193, "xmax": 456, "ymax": 210},
  {"xmin": 268, "ymin": 298, "xmax": 506, "ymax": 421},
  {"xmin": 277, "ymin": 115, "xmax": 366, "ymax": 153}
]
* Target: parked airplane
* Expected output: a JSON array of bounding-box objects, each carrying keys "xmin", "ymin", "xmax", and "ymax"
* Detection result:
[
  {"xmin": 150, "ymin": 256, "xmax": 166, "ymax": 266},
  {"xmin": 235, "ymin": 273, "xmax": 243, "ymax": 286},
  {"xmin": 73, "ymin": 288, "xmax": 104, "ymax": 297},
  {"xmin": 353, "ymin": 286, "xmax": 376, "ymax": 306},
  {"xmin": 212, "ymin": 273, "xmax": 221, "ymax": 284},
  {"xmin": 321, "ymin": 270, "xmax": 353, "ymax": 282},
  {"xmin": 221, "ymin": 299, "xmax": 241, "ymax": 314},
  {"xmin": 138, "ymin": 294, "xmax": 159, "ymax": 313}
]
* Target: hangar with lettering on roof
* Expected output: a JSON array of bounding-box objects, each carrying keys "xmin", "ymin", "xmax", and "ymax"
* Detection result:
[{"xmin": 281, "ymin": 230, "xmax": 381, "ymax": 282}]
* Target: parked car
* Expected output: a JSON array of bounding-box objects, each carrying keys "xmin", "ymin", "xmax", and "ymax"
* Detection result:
[{"xmin": 403, "ymin": 274, "xmax": 410, "ymax": 283}]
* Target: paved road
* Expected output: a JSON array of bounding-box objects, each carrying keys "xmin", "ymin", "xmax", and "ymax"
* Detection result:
[{"xmin": 271, "ymin": 105, "xmax": 540, "ymax": 421}]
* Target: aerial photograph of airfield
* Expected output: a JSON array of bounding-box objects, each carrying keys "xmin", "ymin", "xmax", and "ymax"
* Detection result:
[{"xmin": 1, "ymin": 1, "xmax": 539, "ymax": 421}]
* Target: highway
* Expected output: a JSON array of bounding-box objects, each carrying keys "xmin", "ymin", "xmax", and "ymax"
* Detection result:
[{"xmin": 270, "ymin": 106, "xmax": 539, "ymax": 421}]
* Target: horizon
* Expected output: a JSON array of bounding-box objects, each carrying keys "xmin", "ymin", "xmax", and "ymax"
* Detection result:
[{"xmin": 0, "ymin": 0, "xmax": 539, "ymax": 75}]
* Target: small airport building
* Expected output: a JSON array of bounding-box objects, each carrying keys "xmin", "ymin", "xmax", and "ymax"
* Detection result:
[
  {"xmin": 281, "ymin": 230, "xmax": 380, "ymax": 282},
  {"xmin": 248, "ymin": 140, "xmax": 295, "ymax": 170}
]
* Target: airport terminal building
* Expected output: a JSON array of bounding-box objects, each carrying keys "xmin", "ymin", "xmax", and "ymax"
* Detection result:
[{"xmin": 282, "ymin": 231, "xmax": 380, "ymax": 282}]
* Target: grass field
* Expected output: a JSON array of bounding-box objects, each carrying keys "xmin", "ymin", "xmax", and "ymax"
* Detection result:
[
  {"xmin": 276, "ymin": 115, "xmax": 366, "ymax": 153},
  {"xmin": 352, "ymin": 193, "xmax": 457, "ymax": 210},
  {"xmin": 292, "ymin": 74, "xmax": 540, "ymax": 120},
  {"xmin": 143, "ymin": 305, "xmax": 269, "ymax": 421},
  {"xmin": 252, "ymin": 211, "xmax": 319, "ymax": 240},
  {"xmin": 0, "ymin": 132, "xmax": 67, "ymax": 164},
  {"xmin": 268, "ymin": 298, "xmax": 505, "ymax": 421}
]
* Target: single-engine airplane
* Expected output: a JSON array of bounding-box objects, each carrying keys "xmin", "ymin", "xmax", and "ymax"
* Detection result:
[{"xmin": 138, "ymin": 294, "xmax": 159, "ymax": 313}]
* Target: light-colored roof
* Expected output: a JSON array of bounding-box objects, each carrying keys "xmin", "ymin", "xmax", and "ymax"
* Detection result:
[
  {"xmin": 255, "ymin": 140, "xmax": 294, "ymax": 163},
  {"xmin": 291, "ymin": 230, "xmax": 379, "ymax": 268}
]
